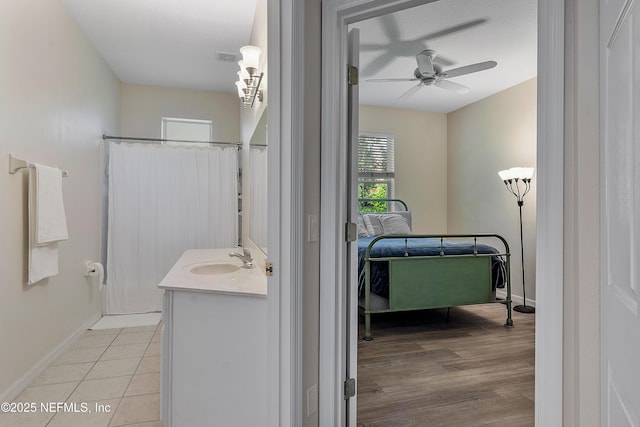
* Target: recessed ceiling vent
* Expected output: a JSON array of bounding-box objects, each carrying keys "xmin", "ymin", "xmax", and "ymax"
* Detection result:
[{"xmin": 216, "ymin": 51, "xmax": 240, "ymax": 62}]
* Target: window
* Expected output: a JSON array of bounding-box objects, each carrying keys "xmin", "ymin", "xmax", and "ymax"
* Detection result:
[
  {"xmin": 161, "ymin": 117, "xmax": 213, "ymax": 146},
  {"xmin": 358, "ymin": 133, "xmax": 395, "ymax": 213}
]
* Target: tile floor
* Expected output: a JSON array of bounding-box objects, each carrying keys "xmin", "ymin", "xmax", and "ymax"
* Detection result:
[{"xmin": 0, "ymin": 325, "xmax": 163, "ymax": 427}]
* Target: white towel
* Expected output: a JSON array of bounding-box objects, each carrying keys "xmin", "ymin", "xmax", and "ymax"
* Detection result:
[
  {"xmin": 28, "ymin": 164, "xmax": 68, "ymax": 284},
  {"xmin": 33, "ymin": 164, "xmax": 68, "ymax": 243}
]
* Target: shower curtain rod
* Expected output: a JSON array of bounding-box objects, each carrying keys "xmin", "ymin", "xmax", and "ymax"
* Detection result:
[{"xmin": 102, "ymin": 134, "xmax": 241, "ymax": 147}]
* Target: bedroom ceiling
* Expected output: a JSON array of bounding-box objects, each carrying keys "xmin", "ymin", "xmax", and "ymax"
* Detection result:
[
  {"xmin": 60, "ymin": 0, "xmax": 258, "ymax": 93},
  {"xmin": 60, "ymin": 0, "xmax": 536, "ymax": 113},
  {"xmin": 353, "ymin": 0, "xmax": 537, "ymax": 113}
]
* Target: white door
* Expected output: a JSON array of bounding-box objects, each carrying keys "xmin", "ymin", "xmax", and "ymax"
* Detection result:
[
  {"xmin": 346, "ymin": 27, "xmax": 360, "ymax": 426},
  {"xmin": 600, "ymin": 1, "xmax": 640, "ymax": 425}
]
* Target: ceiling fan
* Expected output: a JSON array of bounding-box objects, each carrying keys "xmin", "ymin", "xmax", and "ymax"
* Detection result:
[
  {"xmin": 360, "ymin": 15, "xmax": 488, "ymax": 76},
  {"xmin": 366, "ymin": 49, "xmax": 497, "ymax": 99}
]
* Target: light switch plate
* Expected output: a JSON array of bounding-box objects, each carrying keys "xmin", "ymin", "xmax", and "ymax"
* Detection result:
[
  {"xmin": 307, "ymin": 384, "xmax": 318, "ymax": 417},
  {"xmin": 307, "ymin": 215, "xmax": 319, "ymax": 242}
]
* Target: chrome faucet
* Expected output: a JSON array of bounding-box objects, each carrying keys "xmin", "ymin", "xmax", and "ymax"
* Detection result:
[{"xmin": 229, "ymin": 247, "xmax": 254, "ymax": 269}]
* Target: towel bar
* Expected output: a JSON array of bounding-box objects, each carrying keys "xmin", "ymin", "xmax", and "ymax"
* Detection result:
[{"xmin": 8, "ymin": 153, "xmax": 69, "ymax": 177}]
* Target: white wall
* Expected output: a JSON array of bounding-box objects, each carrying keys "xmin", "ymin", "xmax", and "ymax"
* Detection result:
[
  {"xmin": 0, "ymin": 0, "xmax": 120, "ymax": 396},
  {"xmin": 447, "ymin": 78, "xmax": 537, "ymax": 303},
  {"xmin": 359, "ymin": 105, "xmax": 448, "ymax": 233},
  {"xmin": 120, "ymin": 84, "xmax": 240, "ymax": 142}
]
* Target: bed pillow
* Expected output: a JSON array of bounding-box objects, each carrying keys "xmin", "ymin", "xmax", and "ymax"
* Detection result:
[
  {"xmin": 357, "ymin": 214, "xmax": 369, "ymax": 237},
  {"xmin": 363, "ymin": 214, "xmax": 384, "ymax": 236},
  {"xmin": 379, "ymin": 213, "xmax": 412, "ymax": 235}
]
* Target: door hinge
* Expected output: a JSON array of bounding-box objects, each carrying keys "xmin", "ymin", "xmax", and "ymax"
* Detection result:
[
  {"xmin": 265, "ymin": 261, "xmax": 273, "ymax": 277},
  {"xmin": 344, "ymin": 378, "xmax": 356, "ymax": 399},
  {"xmin": 347, "ymin": 65, "xmax": 359, "ymax": 86},
  {"xmin": 345, "ymin": 222, "xmax": 357, "ymax": 242}
]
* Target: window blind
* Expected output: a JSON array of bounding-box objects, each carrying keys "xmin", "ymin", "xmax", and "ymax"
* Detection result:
[{"xmin": 358, "ymin": 134, "xmax": 395, "ymax": 178}]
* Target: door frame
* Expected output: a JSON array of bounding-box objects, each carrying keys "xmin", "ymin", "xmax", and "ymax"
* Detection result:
[
  {"xmin": 267, "ymin": 0, "xmax": 304, "ymax": 425},
  {"xmin": 319, "ymin": 0, "xmax": 565, "ymax": 425}
]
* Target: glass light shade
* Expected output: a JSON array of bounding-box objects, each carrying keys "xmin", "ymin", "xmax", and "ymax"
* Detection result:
[
  {"xmin": 239, "ymin": 45, "xmax": 262, "ymax": 71},
  {"xmin": 499, "ymin": 167, "xmax": 534, "ymax": 181},
  {"xmin": 237, "ymin": 65, "xmax": 249, "ymax": 83},
  {"xmin": 510, "ymin": 167, "xmax": 535, "ymax": 180},
  {"xmin": 498, "ymin": 169, "xmax": 513, "ymax": 181},
  {"xmin": 520, "ymin": 167, "xmax": 535, "ymax": 179},
  {"xmin": 235, "ymin": 81, "xmax": 245, "ymax": 98}
]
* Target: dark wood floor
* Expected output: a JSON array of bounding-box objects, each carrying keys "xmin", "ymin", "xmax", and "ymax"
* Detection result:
[{"xmin": 357, "ymin": 304, "xmax": 535, "ymax": 427}]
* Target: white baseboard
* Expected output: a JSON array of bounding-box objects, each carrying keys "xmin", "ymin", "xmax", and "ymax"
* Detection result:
[
  {"xmin": 0, "ymin": 312, "xmax": 101, "ymax": 403},
  {"xmin": 496, "ymin": 289, "xmax": 536, "ymax": 308}
]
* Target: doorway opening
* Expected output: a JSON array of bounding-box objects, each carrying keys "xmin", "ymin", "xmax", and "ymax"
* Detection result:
[
  {"xmin": 348, "ymin": 1, "xmax": 537, "ymax": 424},
  {"xmin": 318, "ymin": 0, "xmax": 567, "ymax": 423}
]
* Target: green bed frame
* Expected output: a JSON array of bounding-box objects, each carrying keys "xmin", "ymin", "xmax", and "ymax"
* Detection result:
[{"xmin": 360, "ymin": 233, "xmax": 514, "ymax": 341}]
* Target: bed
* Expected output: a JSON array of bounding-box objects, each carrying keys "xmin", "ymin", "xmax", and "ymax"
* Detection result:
[{"xmin": 357, "ymin": 199, "xmax": 514, "ymax": 340}]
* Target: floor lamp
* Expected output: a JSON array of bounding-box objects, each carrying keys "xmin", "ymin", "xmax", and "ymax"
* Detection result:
[{"xmin": 498, "ymin": 167, "xmax": 535, "ymax": 314}]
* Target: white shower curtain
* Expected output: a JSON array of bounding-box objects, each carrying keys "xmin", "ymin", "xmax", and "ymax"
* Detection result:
[
  {"xmin": 249, "ymin": 146, "xmax": 268, "ymax": 252},
  {"xmin": 106, "ymin": 142, "xmax": 238, "ymax": 314}
]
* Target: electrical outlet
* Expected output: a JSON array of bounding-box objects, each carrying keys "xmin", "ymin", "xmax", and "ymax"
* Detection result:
[{"xmin": 306, "ymin": 384, "xmax": 318, "ymax": 417}]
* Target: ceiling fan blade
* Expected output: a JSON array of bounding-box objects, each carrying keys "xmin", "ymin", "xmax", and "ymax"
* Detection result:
[
  {"xmin": 379, "ymin": 14, "xmax": 401, "ymax": 41},
  {"xmin": 416, "ymin": 50, "xmax": 435, "ymax": 76},
  {"xmin": 431, "ymin": 54, "xmax": 455, "ymax": 67},
  {"xmin": 435, "ymin": 79, "xmax": 470, "ymax": 94},
  {"xmin": 398, "ymin": 83, "xmax": 423, "ymax": 99},
  {"xmin": 444, "ymin": 61, "xmax": 497, "ymax": 78},
  {"xmin": 361, "ymin": 52, "xmax": 397, "ymax": 76},
  {"xmin": 366, "ymin": 78, "xmax": 419, "ymax": 82},
  {"xmin": 411, "ymin": 19, "xmax": 488, "ymax": 43},
  {"xmin": 360, "ymin": 43, "xmax": 390, "ymax": 51}
]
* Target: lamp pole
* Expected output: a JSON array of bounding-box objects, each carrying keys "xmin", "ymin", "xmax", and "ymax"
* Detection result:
[
  {"xmin": 515, "ymin": 199, "xmax": 534, "ymax": 313},
  {"xmin": 498, "ymin": 167, "xmax": 535, "ymax": 314}
]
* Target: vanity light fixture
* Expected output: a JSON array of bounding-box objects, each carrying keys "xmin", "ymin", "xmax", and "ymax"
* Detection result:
[{"xmin": 235, "ymin": 45, "xmax": 264, "ymax": 108}]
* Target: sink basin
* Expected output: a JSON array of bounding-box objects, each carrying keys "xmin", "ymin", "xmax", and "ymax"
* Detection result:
[{"xmin": 189, "ymin": 263, "xmax": 241, "ymax": 275}]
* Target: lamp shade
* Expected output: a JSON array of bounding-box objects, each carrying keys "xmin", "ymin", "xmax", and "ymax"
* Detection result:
[
  {"xmin": 239, "ymin": 45, "xmax": 261, "ymax": 71},
  {"xmin": 235, "ymin": 81, "xmax": 245, "ymax": 98},
  {"xmin": 498, "ymin": 167, "xmax": 534, "ymax": 181},
  {"xmin": 515, "ymin": 167, "xmax": 535, "ymax": 180},
  {"xmin": 498, "ymin": 169, "xmax": 513, "ymax": 181},
  {"xmin": 237, "ymin": 64, "xmax": 250, "ymax": 82}
]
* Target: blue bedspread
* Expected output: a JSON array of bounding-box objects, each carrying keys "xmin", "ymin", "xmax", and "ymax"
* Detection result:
[{"xmin": 357, "ymin": 236, "xmax": 507, "ymax": 297}]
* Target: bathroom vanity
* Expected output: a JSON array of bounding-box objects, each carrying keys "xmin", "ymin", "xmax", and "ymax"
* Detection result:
[{"xmin": 158, "ymin": 249, "xmax": 267, "ymax": 427}]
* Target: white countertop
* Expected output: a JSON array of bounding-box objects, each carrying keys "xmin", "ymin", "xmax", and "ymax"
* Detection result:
[{"xmin": 158, "ymin": 249, "xmax": 267, "ymax": 297}]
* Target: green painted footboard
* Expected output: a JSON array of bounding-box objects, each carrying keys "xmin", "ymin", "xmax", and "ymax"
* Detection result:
[{"xmin": 361, "ymin": 234, "xmax": 513, "ymax": 341}]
